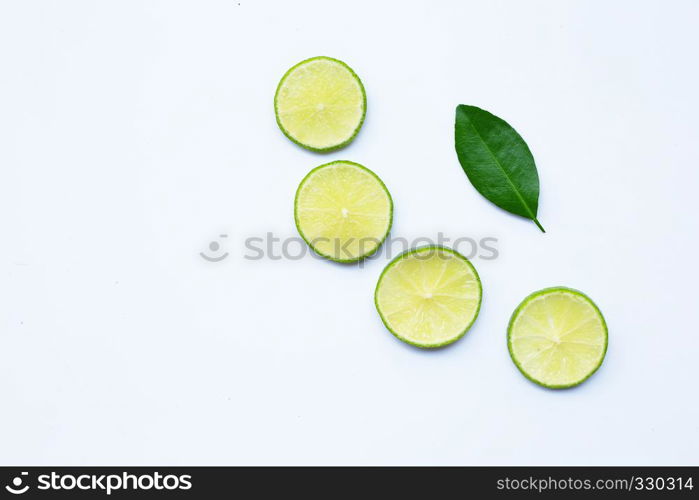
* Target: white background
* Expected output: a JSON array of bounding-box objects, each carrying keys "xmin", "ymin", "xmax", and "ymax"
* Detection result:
[{"xmin": 1, "ymin": 0, "xmax": 698, "ymax": 465}]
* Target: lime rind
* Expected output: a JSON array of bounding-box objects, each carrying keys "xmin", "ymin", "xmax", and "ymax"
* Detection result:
[
  {"xmin": 294, "ymin": 160, "xmax": 393, "ymax": 264},
  {"xmin": 374, "ymin": 246, "xmax": 483, "ymax": 348},
  {"xmin": 274, "ymin": 56, "xmax": 367, "ymax": 153},
  {"xmin": 507, "ymin": 286, "xmax": 608, "ymax": 389}
]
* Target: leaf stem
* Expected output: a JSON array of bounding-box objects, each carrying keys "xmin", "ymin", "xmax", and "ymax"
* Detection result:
[{"xmin": 533, "ymin": 218, "xmax": 546, "ymax": 233}]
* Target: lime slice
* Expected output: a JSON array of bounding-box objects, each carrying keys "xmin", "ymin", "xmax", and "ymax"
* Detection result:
[
  {"xmin": 294, "ymin": 161, "xmax": 392, "ymax": 262},
  {"xmin": 508, "ymin": 287, "xmax": 608, "ymax": 388},
  {"xmin": 374, "ymin": 246, "xmax": 482, "ymax": 348},
  {"xmin": 274, "ymin": 56, "xmax": 366, "ymax": 152}
]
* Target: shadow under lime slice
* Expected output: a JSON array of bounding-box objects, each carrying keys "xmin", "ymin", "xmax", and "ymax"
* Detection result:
[
  {"xmin": 294, "ymin": 161, "xmax": 392, "ymax": 263},
  {"xmin": 274, "ymin": 56, "xmax": 366, "ymax": 152},
  {"xmin": 508, "ymin": 287, "xmax": 608, "ymax": 389},
  {"xmin": 374, "ymin": 246, "xmax": 482, "ymax": 348}
]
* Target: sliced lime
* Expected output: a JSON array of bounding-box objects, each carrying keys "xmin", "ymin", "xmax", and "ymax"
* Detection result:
[
  {"xmin": 508, "ymin": 287, "xmax": 608, "ymax": 388},
  {"xmin": 374, "ymin": 246, "xmax": 482, "ymax": 348},
  {"xmin": 294, "ymin": 161, "xmax": 392, "ymax": 262},
  {"xmin": 274, "ymin": 56, "xmax": 366, "ymax": 152}
]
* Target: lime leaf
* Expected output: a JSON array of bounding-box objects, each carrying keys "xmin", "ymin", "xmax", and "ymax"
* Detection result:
[{"xmin": 454, "ymin": 105, "xmax": 545, "ymax": 232}]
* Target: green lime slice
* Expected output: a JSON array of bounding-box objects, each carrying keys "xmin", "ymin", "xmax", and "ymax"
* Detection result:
[
  {"xmin": 508, "ymin": 287, "xmax": 608, "ymax": 388},
  {"xmin": 274, "ymin": 56, "xmax": 366, "ymax": 152},
  {"xmin": 374, "ymin": 246, "xmax": 482, "ymax": 348},
  {"xmin": 294, "ymin": 161, "xmax": 392, "ymax": 262}
]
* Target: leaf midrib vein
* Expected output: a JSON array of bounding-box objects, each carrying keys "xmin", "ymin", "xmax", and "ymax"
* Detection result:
[{"xmin": 464, "ymin": 117, "xmax": 536, "ymax": 221}]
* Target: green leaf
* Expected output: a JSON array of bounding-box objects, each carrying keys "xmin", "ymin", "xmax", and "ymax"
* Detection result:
[{"xmin": 454, "ymin": 105, "xmax": 544, "ymax": 232}]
